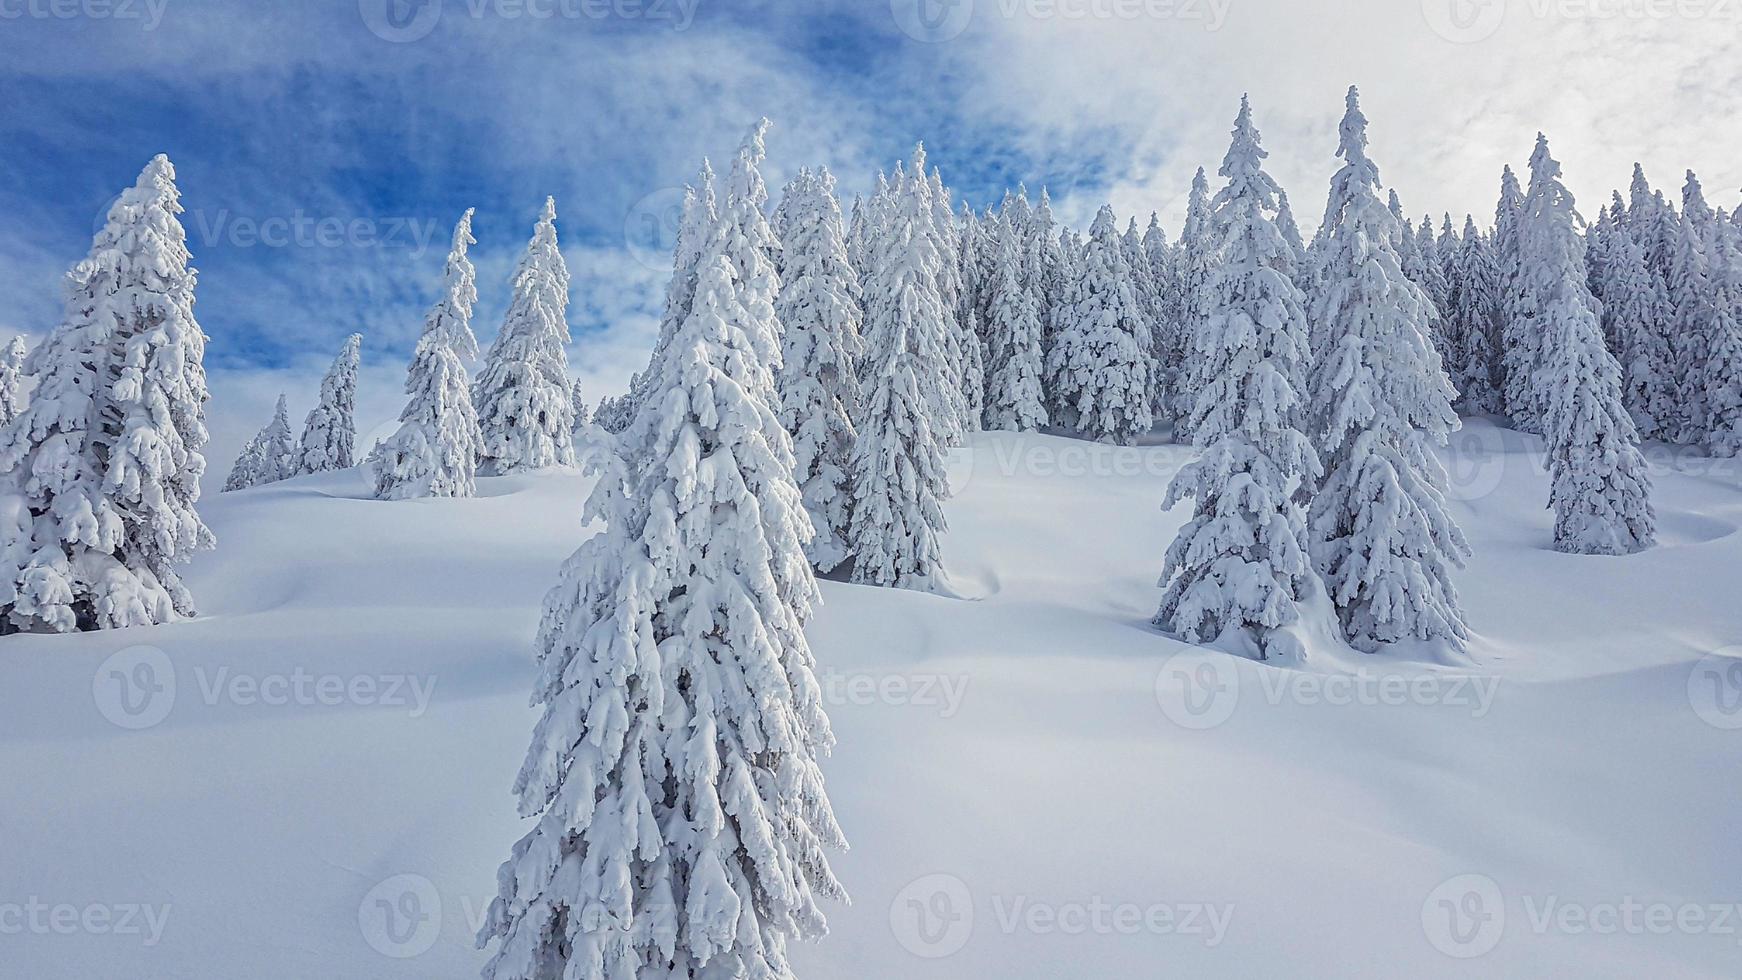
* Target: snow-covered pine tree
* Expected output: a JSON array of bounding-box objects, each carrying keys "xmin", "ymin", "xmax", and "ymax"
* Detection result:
[
  {"xmin": 476, "ymin": 171, "xmax": 846, "ymax": 979},
  {"xmin": 1409, "ymin": 215, "xmax": 1453, "ymax": 358},
  {"xmin": 1494, "ymin": 164, "xmax": 1529, "ymax": 426},
  {"xmin": 1595, "ymin": 211, "xmax": 1676, "ymax": 439},
  {"xmin": 371, "ymin": 209, "xmax": 486, "ymax": 500},
  {"xmin": 1438, "ymin": 215, "xmax": 1459, "ymax": 287},
  {"xmin": 1665, "ymin": 205, "xmax": 1717, "ymax": 443},
  {"xmin": 1307, "ymin": 86, "xmax": 1470, "ymax": 653},
  {"xmin": 1171, "ymin": 166, "xmax": 1214, "ymax": 433},
  {"xmin": 957, "ymin": 201, "xmax": 990, "ymax": 423},
  {"xmin": 222, "ymin": 429, "xmax": 270, "ymax": 493},
  {"xmin": 1122, "ymin": 216, "xmax": 1163, "ymax": 375},
  {"xmin": 775, "ymin": 165, "xmax": 864, "ymax": 572},
  {"xmin": 1700, "ymin": 225, "xmax": 1742, "ymax": 457},
  {"xmin": 906, "ymin": 151, "xmax": 970, "ymax": 439},
  {"xmin": 1, "ymin": 156, "xmax": 215, "ymax": 632},
  {"xmin": 619, "ymin": 164, "xmax": 721, "ymax": 433},
  {"xmin": 1520, "ymin": 135, "xmax": 1655, "ymax": 555},
  {"xmin": 981, "ymin": 209, "xmax": 1049, "ymax": 431},
  {"xmin": 1448, "ymin": 217, "xmax": 1505, "ymax": 414},
  {"xmin": 1031, "ymin": 188, "xmax": 1066, "ymax": 348},
  {"xmin": 847, "ymin": 305, "xmax": 952, "ymax": 591},
  {"xmin": 1276, "ymin": 188, "xmax": 1311, "ymax": 286},
  {"xmin": 1047, "ymin": 206, "xmax": 1153, "ymax": 444},
  {"xmin": 0, "ymin": 336, "xmax": 24, "ymax": 428},
  {"xmin": 474, "ymin": 197, "xmax": 576, "ymax": 475},
  {"xmin": 297, "ymin": 332, "xmax": 362, "ymax": 474},
  {"xmin": 1155, "ymin": 97, "xmax": 1323, "ymax": 662},
  {"xmin": 569, "ymin": 382, "xmax": 590, "ymax": 440},
  {"xmin": 933, "ymin": 167, "xmax": 985, "ymax": 429},
  {"xmin": 1143, "ymin": 213, "xmax": 1180, "ymax": 416}
]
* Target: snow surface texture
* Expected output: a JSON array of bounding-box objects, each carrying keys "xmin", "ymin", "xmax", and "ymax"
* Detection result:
[{"xmin": 3, "ymin": 424, "xmax": 1741, "ymax": 977}]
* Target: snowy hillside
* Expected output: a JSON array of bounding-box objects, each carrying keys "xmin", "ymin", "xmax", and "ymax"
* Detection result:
[{"xmin": 3, "ymin": 423, "xmax": 1740, "ymax": 978}]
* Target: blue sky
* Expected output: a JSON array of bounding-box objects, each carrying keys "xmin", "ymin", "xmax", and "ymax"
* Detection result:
[{"xmin": 3, "ymin": 0, "xmax": 1739, "ymax": 476}]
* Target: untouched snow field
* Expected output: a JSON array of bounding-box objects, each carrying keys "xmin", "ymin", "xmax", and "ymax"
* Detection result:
[{"xmin": 3, "ymin": 421, "xmax": 1741, "ymax": 978}]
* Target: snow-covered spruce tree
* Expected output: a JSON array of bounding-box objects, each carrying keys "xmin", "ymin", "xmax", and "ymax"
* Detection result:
[
  {"xmin": 592, "ymin": 390, "xmax": 634, "ymax": 434},
  {"xmin": 476, "ymin": 198, "xmax": 847, "ymax": 980},
  {"xmin": 0, "ymin": 336, "xmax": 24, "ymax": 428},
  {"xmin": 1170, "ymin": 167, "xmax": 1215, "ymax": 433},
  {"xmin": 1409, "ymin": 216, "xmax": 1453, "ymax": 359},
  {"xmin": 1122, "ymin": 216, "xmax": 1164, "ymax": 373},
  {"xmin": 569, "ymin": 382, "xmax": 590, "ymax": 440},
  {"xmin": 1047, "ymin": 206, "xmax": 1153, "ymax": 444},
  {"xmin": 1031, "ymin": 188, "xmax": 1067, "ymax": 348},
  {"xmin": 981, "ymin": 211, "xmax": 1049, "ymax": 431},
  {"xmin": 1276, "ymin": 188, "xmax": 1311, "ymax": 287},
  {"xmin": 0, "ymin": 156, "xmax": 214, "ymax": 632},
  {"xmin": 1495, "ymin": 164, "xmax": 1532, "ymax": 427},
  {"xmin": 848, "ymin": 288, "xmax": 951, "ymax": 590},
  {"xmin": 1701, "ymin": 226, "xmax": 1742, "ymax": 457},
  {"xmin": 222, "ymin": 429, "xmax": 270, "ymax": 493},
  {"xmin": 474, "ymin": 197, "xmax": 576, "ymax": 475},
  {"xmin": 1307, "ymin": 86, "xmax": 1470, "ymax": 653},
  {"xmin": 225, "ymin": 396, "xmax": 297, "ymax": 492},
  {"xmin": 905, "ymin": 151, "xmax": 969, "ymax": 440},
  {"xmin": 1448, "ymin": 217, "xmax": 1505, "ymax": 414},
  {"xmin": 621, "ymin": 163, "xmax": 721, "ymax": 430},
  {"xmin": 371, "ymin": 209, "xmax": 486, "ymax": 500},
  {"xmin": 297, "ymin": 332, "xmax": 362, "ymax": 474},
  {"xmin": 1143, "ymin": 213, "xmax": 1181, "ymax": 416},
  {"xmin": 958, "ymin": 201, "xmax": 991, "ymax": 422},
  {"xmin": 775, "ymin": 166, "xmax": 864, "ymax": 572},
  {"xmin": 1596, "ymin": 212, "xmax": 1676, "ymax": 439},
  {"xmin": 1520, "ymin": 135, "xmax": 1655, "ymax": 555},
  {"xmin": 933, "ymin": 167, "xmax": 985, "ymax": 429},
  {"xmin": 719, "ymin": 121, "xmax": 790, "ymax": 411},
  {"xmin": 1664, "ymin": 208, "xmax": 1726, "ymax": 445},
  {"xmin": 1155, "ymin": 97, "xmax": 1323, "ymax": 662}
]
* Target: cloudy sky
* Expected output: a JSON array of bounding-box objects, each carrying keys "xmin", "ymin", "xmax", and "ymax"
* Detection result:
[{"xmin": 3, "ymin": 0, "xmax": 1739, "ymax": 481}]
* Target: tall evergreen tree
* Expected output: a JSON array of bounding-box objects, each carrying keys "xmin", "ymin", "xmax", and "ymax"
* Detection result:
[
  {"xmin": 1171, "ymin": 166, "xmax": 1215, "ymax": 434},
  {"xmin": 1, "ymin": 156, "xmax": 214, "ymax": 633},
  {"xmin": 475, "ymin": 198, "xmax": 577, "ymax": 475},
  {"xmin": 477, "ymin": 139, "xmax": 846, "ymax": 977},
  {"xmin": 1494, "ymin": 164, "xmax": 1529, "ymax": 426},
  {"xmin": 1448, "ymin": 218, "xmax": 1505, "ymax": 414},
  {"xmin": 225, "ymin": 395, "xmax": 297, "ymax": 491},
  {"xmin": 1308, "ymin": 87, "xmax": 1470, "ymax": 653},
  {"xmin": 981, "ymin": 211, "xmax": 1049, "ymax": 431},
  {"xmin": 1520, "ymin": 135, "xmax": 1655, "ymax": 555},
  {"xmin": 1595, "ymin": 212, "xmax": 1676, "ymax": 439},
  {"xmin": 1155, "ymin": 97, "xmax": 1323, "ymax": 662},
  {"xmin": 0, "ymin": 336, "xmax": 24, "ymax": 429},
  {"xmin": 371, "ymin": 210, "xmax": 486, "ymax": 500},
  {"xmin": 848, "ymin": 162, "xmax": 957, "ymax": 589},
  {"xmin": 1665, "ymin": 206, "xmax": 1718, "ymax": 443},
  {"xmin": 775, "ymin": 166, "xmax": 864, "ymax": 572},
  {"xmin": 1701, "ymin": 225, "xmax": 1742, "ymax": 457},
  {"xmin": 297, "ymin": 332, "xmax": 362, "ymax": 474},
  {"xmin": 623, "ymin": 163, "xmax": 720, "ymax": 431},
  {"xmin": 1143, "ymin": 213, "xmax": 1180, "ymax": 416},
  {"xmin": 1047, "ymin": 207, "xmax": 1154, "ymax": 444}
]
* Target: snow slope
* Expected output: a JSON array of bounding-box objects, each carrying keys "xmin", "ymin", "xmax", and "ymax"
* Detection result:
[{"xmin": 2, "ymin": 421, "xmax": 1740, "ymax": 978}]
